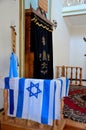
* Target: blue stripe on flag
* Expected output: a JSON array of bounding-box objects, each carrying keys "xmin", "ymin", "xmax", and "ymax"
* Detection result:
[
  {"xmin": 5, "ymin": 77, "xmax": 14, "ymax": 115},
  {"xmin": 53, "ymin": 81, "xmax": 56, "ymax": 120},
  {"xmin": 16, "ymin": 78, "xmax": 25, "ymax": 118},
  {"xmin": 65, "ymin": 78, "xmax": 69, "ymax": 96},
  {"xmin": 4, "ymin": 77, "xmax": 10, "ymax": 89},
  {"xmin": 41, "ymin": 80, "xmax": 50, "ymax": 124},
  {"xmin": 9, "ymin": 89, "xmax": 14, "ymax": 114}
]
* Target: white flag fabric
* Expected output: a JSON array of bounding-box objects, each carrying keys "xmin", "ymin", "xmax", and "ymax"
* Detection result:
[{"xmin": 0, "ymin": 77, "xmax": 69, "ymax": 125}]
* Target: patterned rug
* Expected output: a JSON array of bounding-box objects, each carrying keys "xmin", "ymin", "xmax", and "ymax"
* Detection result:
[{"xmin": 63, "ymin": 85, "xmax": 86, "ymax": 123}]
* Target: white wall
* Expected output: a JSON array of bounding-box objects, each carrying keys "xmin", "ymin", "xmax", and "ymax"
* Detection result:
[
  {"xmin": 70, "ymin": 26, "xmax": 86, "ymax": 79},
  {"xmin": 51, "ymin": 0, "xmax": 86, "ymax": 79},
  {"xmin": 0, "ymin": 0, "xmax": 19, "ymax": 109},
  {"xmin": 51, "ymin": 0, "xmax": 71, "ymax": 77}
]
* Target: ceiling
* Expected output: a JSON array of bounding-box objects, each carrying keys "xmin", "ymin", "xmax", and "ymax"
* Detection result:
[{"xmin": 62, "ymin": 4, "xmax": 86, "ymax": 27}]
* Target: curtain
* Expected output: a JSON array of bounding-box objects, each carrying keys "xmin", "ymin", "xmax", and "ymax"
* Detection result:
[{"xmin": 31, "ymin": 14, "xmax": 53, "ymax": 79}]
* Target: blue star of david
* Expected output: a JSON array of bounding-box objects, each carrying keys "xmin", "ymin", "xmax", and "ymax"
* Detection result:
[{"xmin": 27, "ymin": 82, "xmax": 42, "ymax": 98}]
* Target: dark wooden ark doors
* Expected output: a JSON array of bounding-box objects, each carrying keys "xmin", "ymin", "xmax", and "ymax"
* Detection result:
[{"xmin": 25, "ymin": 9, "xmax": 53, "ymax": 79}]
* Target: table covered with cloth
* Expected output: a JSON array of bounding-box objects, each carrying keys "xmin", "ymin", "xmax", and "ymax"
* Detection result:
[{"xmin": 0, "ymin": 77, "xmax": 69, "ymax": 126}]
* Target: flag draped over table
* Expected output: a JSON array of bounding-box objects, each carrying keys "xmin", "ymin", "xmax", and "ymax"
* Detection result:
[
  {"xmin": 0, "ymin": 77, "xmax": 64, "ymax": 125},
  {"xmin": 0, "ymin": 77, "xmax": 69, "ymax": 125}
]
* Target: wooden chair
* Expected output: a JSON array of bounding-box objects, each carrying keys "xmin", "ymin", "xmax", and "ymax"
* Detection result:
[{"xmin": 56, "ymin": 65, "xmax": 86, "ymax": 130}]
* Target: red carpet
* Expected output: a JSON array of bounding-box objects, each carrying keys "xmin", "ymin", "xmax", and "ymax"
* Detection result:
[{"xmin": 63, "ymin": 85, "xmax": 86, "ymax": 122}]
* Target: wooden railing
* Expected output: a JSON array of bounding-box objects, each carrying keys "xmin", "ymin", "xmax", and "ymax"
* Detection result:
[
  {"xmin": 63, "ymin": 0, "xmax": 86, "ymax": 7},
  {"xmin": 56, "ymin": 65, "xmax": 82, "ymax": 86}
]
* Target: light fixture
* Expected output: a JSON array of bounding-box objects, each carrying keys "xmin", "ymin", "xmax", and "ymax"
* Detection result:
[
  {"xmin": 53, "ymin": 20, "xmax": 57, "ymax": 29},
  {"xmin": 83, "ymin": 37, "xmax": 86, "ymax": 42}
]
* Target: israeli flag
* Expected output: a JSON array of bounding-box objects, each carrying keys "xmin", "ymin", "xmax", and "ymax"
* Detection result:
[
  {"xmin": 1, "ymin": 77, "xmax": 62, "ymax": 126},
  {"xmin": 0, "ymin": 77, "xmax": 70, "ymax": 125}
]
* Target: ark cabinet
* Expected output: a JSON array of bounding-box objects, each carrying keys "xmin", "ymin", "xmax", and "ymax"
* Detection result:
[{"xmin": 25, "ymin": 8, "xmax": 53, "ymax": 79}]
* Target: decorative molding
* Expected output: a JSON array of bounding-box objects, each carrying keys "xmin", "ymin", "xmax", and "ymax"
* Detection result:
[
  {"xmin": 25, "ymin": 8, "xmax": 53, "ymax": 28},
  {"xmin": 62, "ymin": 4, "xmax": 86, "ymax": 16}
]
